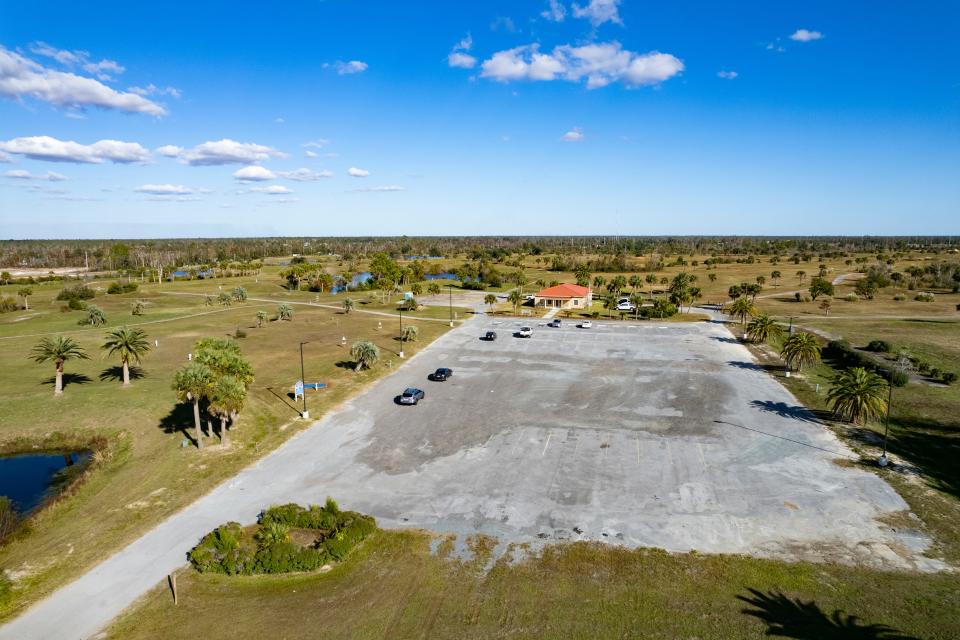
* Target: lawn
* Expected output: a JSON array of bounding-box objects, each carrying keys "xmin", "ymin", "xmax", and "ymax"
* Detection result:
[
  {"xmin": 105, "ymin": 528, "xmax": 960, "ymax": 640},
  {"xmin": 0, "ymin": 268, "xmax": 463, "ymax": 620}
]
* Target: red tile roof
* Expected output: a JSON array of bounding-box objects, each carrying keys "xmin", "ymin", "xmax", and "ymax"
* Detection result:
[{"xmin": 535, "ymin": 283, "xmax": 591, "ymax": 298}]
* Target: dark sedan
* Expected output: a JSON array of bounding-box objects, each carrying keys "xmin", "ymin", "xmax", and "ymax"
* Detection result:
[{"xmin": 431, "ymin": 367, "xmax": 453, "ymax": 381}]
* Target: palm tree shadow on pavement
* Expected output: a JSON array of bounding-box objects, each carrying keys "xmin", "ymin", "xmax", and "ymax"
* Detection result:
[
  {"xmin": 748, "ymin": 400, "xmax": 827, "ymax": 424},
  {"xmin": 99, "ymin": 365, "xmax": 146, "ymax": 383},
  {"xmin": 738, "ymin": 589, "xmax": 919, "ymax": 640},
  {"xmin": 42, "ymin": 373, "xmax": 92, "ymax": 389}
]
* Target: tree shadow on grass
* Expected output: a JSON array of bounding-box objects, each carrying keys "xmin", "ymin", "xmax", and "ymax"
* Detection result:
[
  {"xmin": 738, "ymin": 589, "xmax": 919, "ymax": 639},
  {"xmin": 42, "ymin": 373, "xmax": 91, "ymax": 390},
  {"xmin": 334, "ymin": 360, "xmax": 359, "ymax": 370},
  {"xmin": 749, "ymin": 400, "xmax": 826, "ymax": 424},
  {"xmin": 158, "ymin": 402, "xmax": 197, "ymax": 447},
  {"xmin": 98, "ymin": 365, "xmax": 146, "ymax": 383}
]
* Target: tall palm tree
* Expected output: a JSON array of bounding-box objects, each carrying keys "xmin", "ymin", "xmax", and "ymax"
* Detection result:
[
  {"xmin": 101, "ymin": 326, "xmax": 150, "ymax": 386},
  {"xmin": 208, "ymin": 375, "xmax": 246, "ymax": 445},
  {"xmin": 628, "ymin": 274, "xmax": 642, "ymax": 291},
  {"xmin": 745, "ymin": 314, "xmax": 781, "ymax": 344},
  {"xmin": 31, "ymin": 336, "xmax": 89, "ymax": 395},
  {"xmin": 350, "ymin": 340, "xmax": 380, "ymax": 371},
  {"xmin": 342, "ymin": 298, "xmax": 355, "ymax": 314},
  {"xmin": 17, "ymin": 287, "xmax": 32, "ymax": 310},
  {"xmin": 277, "ymin": 304, "xmax": 294, "ymax": 321},
  {"xmin": 629, "ymin": 292, "xmax": 644, "ymax": 319},
  {"xmin": 727, "ymin": 297, "xmax": 756, "ymax": 326},
  {"xmin": 780, "ymin": 332, "xmax": 822, "ymax": 372},
  {"xmin": 256, "ymin": 310, "xmax": 268, "ymax": 327},
  {"xmin": 484, "ymin": 293, "xmax": 497, "ymax": 310},
  {"xmin": 507, "ymin": 289, "xmax": 523, "ymax": 313},
  {"xmin": 173, "ymin": 362, "xmax": 214, "ymax": 448},
  {"xmin": 827, "ymin": 368, "xmax": 888, "ymax": 425}
]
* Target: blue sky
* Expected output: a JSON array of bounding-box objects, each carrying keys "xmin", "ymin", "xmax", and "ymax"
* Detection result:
[{"xmin": 1, "ymin": 0, "xmax": 958, "ymax": 238}]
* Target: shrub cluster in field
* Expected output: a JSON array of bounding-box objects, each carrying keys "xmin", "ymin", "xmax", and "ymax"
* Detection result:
[
  {"xmin": 107, "ymin": 281, "xmax": 139, "ymax": 294},
  {"xmin": 827, "ymin": 339, "xmax": 956, "ymax": 386},
  {"xmin": 188, "ymin": 499, "xmax": 376, "ymax": 575},
  {"xmin": 55, "ymin": 284, "xmax": 96, "ymax": 302}
]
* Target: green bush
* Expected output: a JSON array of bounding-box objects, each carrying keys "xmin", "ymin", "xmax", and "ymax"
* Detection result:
[
  {"xmin": 893, "ymin": 294, "xmax": 906, "ymax": 301},
  {"xmin": 56, "ymin": 284, "xmax": 95, "ymax": 301},
  {"xmin": 188, "ymin": 522, "xmax": 255, "ymax": 576},
  {"xmin": 67, "ymin": 297, "xmax": 86, "ymax": 310},
  {"xmin": 866, "ymin": 340, "xmax": 892, "ymax": 353},
  {"xmin": 890, "ymin": 369, "xmax": 909, "ymax": 387},
  {"xmin": 0, "ymin": 297, "xmax": 17, "ymax": 313},
  {"xmin": 914, "ymin": 292, "xmax": 935, "ymax": 302},
  {"xmin": 942, "ymin": 372, "xmax": 958, "ymax": 385},
  {"xmin": 107, "ymin": 281, "xmax": 139, "ymax": 294}
]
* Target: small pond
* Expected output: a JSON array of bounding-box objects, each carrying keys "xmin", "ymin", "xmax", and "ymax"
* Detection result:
[
  {"xmin": 332, "ymin": 271, "xmax": 373, "ymax": 294},
  {"xmin": 0, "ymin": 451, "xmax": 90, "ymax": 515}
]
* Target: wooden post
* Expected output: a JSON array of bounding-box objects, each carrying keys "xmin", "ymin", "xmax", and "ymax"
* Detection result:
[{"xmin": 168, "ymin": 573, "xmax": 178, "ymax": 604}]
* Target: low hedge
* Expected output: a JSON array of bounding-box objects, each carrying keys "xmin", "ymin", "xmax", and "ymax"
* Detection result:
[
  {"xmin": 824, "ymin": 340, "xmax": 906, "ymax": 386},
  {"xmin": 188, "ymin": 500, "xmax": 376, "ymax": 575}
]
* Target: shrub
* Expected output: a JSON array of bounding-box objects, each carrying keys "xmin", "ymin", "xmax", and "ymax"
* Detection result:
[
  {"xmin": 794, "ymin": 292, "xmax": 801, "ymax": 302},
  {"xmin": 914, "ymin": 292, "xmax": 935, "ymax": 302},
  {"xmin": 461, "ymin": 280, "xmax": 486, "ymax": 290},
  {"xmin": 107, "ymin": 281, "xmax": 139, "ymax": 294},
  {"xmin": 942, "ymin": 372, "xmax": 958, "ymax": 385},
  {"xmin": 866, "ymin": 340, "xmax": 892, "ymax": 353},
  {"xmin": 843, "ymin": 293, "xmax": 858, "ymax": 302},
  {"xmin": 930, "ymin": 367, "xmax": 942, "ymax": 379},
  {"xmin": 234, "ymin": 328, "xmax": 247, "ymax": 339},
  {"xmin": 889, "ymin": 369, "xmax": 909, "ymax": 387},
  {"xmin": 0, "ymin": 297, "xmax": 17, "ymax": 313},
  {"xmin": 67, "ymin": 297, "xmax": 86, "ymax": 310},
  {"xmin": 188, "ymin": 522, "xmax": 255, "ymax": 575},
  {"xmin": 893, "ymin": 294, "xmax": 906, "ymax": 301},
  {"xmin": 56, "ymin": 284, "xmax": 95, "ymax": 301},
  {"xmin": 917, "ymin": 361, "xmax": 931, "ymax": 375}
]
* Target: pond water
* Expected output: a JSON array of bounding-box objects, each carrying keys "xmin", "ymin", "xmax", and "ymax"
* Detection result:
[
  {"xmin": 332, "ymin": 271, "xmax": 373, "ymax": 294},
  {"xmin": 171, "ymin": 269, "xmax": 214, "ymax": 279},
  {"xmin": 0, "ymin": 451, "xmax": 89, "ymax": 514}
]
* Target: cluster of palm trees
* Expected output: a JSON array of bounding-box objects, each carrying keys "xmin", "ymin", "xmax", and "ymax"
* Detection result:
[
  {"xmin": 172, "ymin": 338, "xmax": 252, "ymax": 448},
  {"xmin": 31, "ymin": 326, "xmax": 151, "ymax": 395},
  {"xmin": 730, "ymin": 301, "xmax": 891, "ymax": 428}
]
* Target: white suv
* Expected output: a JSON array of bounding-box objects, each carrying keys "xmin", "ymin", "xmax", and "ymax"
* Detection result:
[{"xmin": 517, "ymin": 326, "xmax": 533, "ymax": 338}]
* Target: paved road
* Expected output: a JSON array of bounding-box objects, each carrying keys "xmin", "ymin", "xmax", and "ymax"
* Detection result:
[{"xmin": 0, "ymin": 315, "xmax": 939, "ymax": 640}]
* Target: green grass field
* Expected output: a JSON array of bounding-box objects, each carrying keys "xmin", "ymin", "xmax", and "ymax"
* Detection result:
[
  {"xmin": 105, "ymin": 529, "xmax": 960, "ymax": 640},
  {"xmin": 0, "ymin": 268, "xmax": 466, "ymax": 620}
]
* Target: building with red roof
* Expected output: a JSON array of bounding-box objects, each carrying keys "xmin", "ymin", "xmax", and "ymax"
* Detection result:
[{"xmin": 533, "ymin": 283, "xmax": 593, "ymax": 310}]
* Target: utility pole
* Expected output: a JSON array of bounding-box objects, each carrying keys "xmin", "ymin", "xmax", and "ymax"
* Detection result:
[
  {"xmin": 398, "ymin": 307, "xmax": 404, "ymax": 358},
  {"xmin": 448, "ymin": 285, "xmax": 454, "ymax": 327},
  {"xmin": 299, "ymin": 341, "xmax": 310, "ymax": 419}
]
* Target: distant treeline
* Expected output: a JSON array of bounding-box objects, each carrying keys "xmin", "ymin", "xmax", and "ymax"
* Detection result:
[{"xmin": 2, "ymin": 236, "xmax": 958, "ymax": 271}]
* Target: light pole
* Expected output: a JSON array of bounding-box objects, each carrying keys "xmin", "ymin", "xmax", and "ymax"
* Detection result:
[
  {"xmin": 299, "ymin": 341, "xmax": 309, "ymax": 419},
  {"xmin": 398, "ymin": 306, "xmax": 404, "ymax": 358},
  {"xmin": 448, "ymin": 284, "xmax": 453, "ymax": 327},
  {"xmin": 878, "ymin": 381, "xmax": 893, "ymax": 467}
]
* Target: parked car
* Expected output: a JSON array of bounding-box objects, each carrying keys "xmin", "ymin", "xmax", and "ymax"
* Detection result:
[
  {"xmin": 517, "ymin": 326, "xmax": 533, "ymax": 338},
  {"xmin": 616, "ymin": 302, "xmax": 636, "ymax": 311},
  {"xmin": 483, "ymin": 331, "xmax": 497, "ymax": 341},
  {"xmin": 548, "ymin": 318, "xmax": 562, "ymax": 328},
  {"xmin": 399, "ymin": 388, "xmax": 425, "ymax": 405},
  {"xmin": 431, "ymin": 367, "xmax": 453, "ymax": 381},
  {"xmin": 579, "ymin": 320, "xmax": 593, "ymax": 328}
]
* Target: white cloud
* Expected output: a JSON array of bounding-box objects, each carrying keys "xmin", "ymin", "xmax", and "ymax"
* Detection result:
[
  {"xmin": 717, "ymin": 70, "xmax": 738, "ymax": 80},
  {"xmin": 0, "ymin": 135, "xmax": 150, "ymax": 164},
  {"xmin": 303, "ymin": 139, "xmax": 331, "ymax": 148},
  {"xmin": 134, "ymin": 184, "xmax": 201, "ymax": 195},
  {"xmin": 572, "ymin": 0, "xmax": 622, "ymax": 26},
  {"xmin": 0, "ymin": 47, "xmax": 166, "ymax": 116},
  {"xmin": 178, "ymin": 139, "xmax": 287, "ymax": 166},
  {"xmin": 128, "ymin": 84, "xmax": 181, "ymax": 98},
  {"xmin": 282, "ymin": 168, "xmax": 333, "ymax": 181},
  {"xmin": 4, "ymin": 169, "xmax": 67, "ymax": 181},
  {"xmin": 304, "ymin": 150, "xmax": 318, "ymax": 158},
  {"xmin": 331, "ymin": 60, "xmax": 368, "ymax": 75},
  {"xmin": 790, "ymin": 29, "xmax": 824, "ymax": 42},
  {"xmin": 455, "ymin": 34, "xmax": 473, "ymax": 51},
  {"xmin": 0, "ymin": 151, "xmax": 11, "ymax": 162},
  {"xmin": 274, "ymin": 117, "xmax": 285, "ymax": 124},
  {"xmin": 249, "ymin": 185, "xmax": 293, "ymax": 195},
  {"xmin": 480, "ymin": 42, "xmax": 683, "ymax": 88},
  {"xmin": 233, "ymin": 165, "xmax": 277, "ymax": 181},
  {"xmin": 561, "ymin": 128, "xmax": 584, "ymax": 142},
  {"xmin": 30, "ymin": 42, "xmax": 126, "ymax": 80},
  {"xmin": 347, "ymin": 167, "xmax": 370, "ymax": 177},
  {"xmin": 448, "ymin": 52, "xmax": 477, "ymax": 69},
  {"xmin": 156, "ymin": 144, "xmax": 183, "ymax": 157},
  {"xmin": 490, "ymin": 16, "xmax": 518, "ymax": 33},
  {"xmin": 542, "ymin": 0, "xmax": 567, "ymax": 22},
  {"xmin": 354, "ymin": 185, "xmax": 405, "ymax": 192}
]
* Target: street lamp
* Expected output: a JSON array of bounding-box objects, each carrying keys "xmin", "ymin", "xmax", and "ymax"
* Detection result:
[
  {"xmin": 299, "ymin": 341, "xmax": 310, "ymax": 419},
  {"xmin": 878, "ymin": 356, "xmax": 907, "ymax": 467},
  {"xmin": 398, "ymin": 306, "xmax": 404, "ymax": 359},
  {"xmin": 448, "ymin": 284, "xmax": 453, "ymax": 327}
]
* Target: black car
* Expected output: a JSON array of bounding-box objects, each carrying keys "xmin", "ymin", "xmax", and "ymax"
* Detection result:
[
  {"xmin": 431, "ymin": 367, "xmax": 453, "ymax": 381},
  {"xmin": 399, "ymin": 388, "xmax": 425, "ymax": 405},
  {"xmin": 484, "ymin": 331, "xmax": 497, "ymax": 341}
]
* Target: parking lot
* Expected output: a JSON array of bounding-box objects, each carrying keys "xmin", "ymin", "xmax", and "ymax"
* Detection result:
[{"xmin": 271, "ymin": 316, "xmax": 935, "ymax": 570}]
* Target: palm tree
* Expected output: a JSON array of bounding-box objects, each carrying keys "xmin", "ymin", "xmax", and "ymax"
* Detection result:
[
  {"xmin": 629, "ymin": 292, "xmax": 644, "ymax": 319},
  {"xmin": 771, "ymin": 270, "xmax": 781, "ymax": 286},
  {"xmin": 208, "ymin": 375, "xmax": 246, "ymax": 445},
  {"xmin": 628, "ymin": 274, "xmax": 642, "ymax": 291},
  {"xmin": 173, "ymin": 362, "xmax": 214, "ymax": 448},
  {"xmin": 218, "ymin": 292, "xmax": 232, "ymax": 306},
  {"xmin": 819, "ymin": 299, "xmax": 832, "ymax": 315},
  {"xmin": 410, "ymin": 282, "xmax": 423, "ymax": 296},
  {"xmin": 427, "ymin": 283, "xmax": 441, "ymax": 296},
  {"xmin": 727, "ymin": 297, "xmax": 756, "ymax": 326},
  {"xmin": 17, "ymin": 287, "xmax": 32, "ymax": 310},
  {"xmin": 484, "ymin": 293, "xmax": 497, "ymax": 310},
  {"xmin": 745, "ymin": 314, "xmax": 781, "ymax": 344},
  {"xmin": 232, "ymin": 287, "xmax": 248, "ymax": 302},
  {"xmin": 83, "ymin": 305, "xmax": 107, "ymax": 327},
  {"xmin": 31, "ymin": 336, "xmax": 89, "ymax": 395},
  {"xmin": 593, "ymin": 275, "xmax": 606, "ymax": 291},
  {"xmin": 507, "ymin": 289, "xmax": 523, "ymax": 313},
  {"xmin": 255, "ymin": 310, "xmax": 268, "ymax": 327},
  {"xmin": 342, "ymin": 298, "xmax": 355, "ymax": 314},
  {"xmin": 796, "ymin": 270, "xmax": 806, "ymax": 285},
  {"xmin": 102, "ymin": 326, "xmax": 150, "ymax": 386},
  {"xmin": 204, "ymin": 295, "xmax": 214, "ymax": 306},
  {"xmin": 401, "ymin": 325, "xmax": 419, "ymax": 342},
  {"xmin": 350, "ymin": 340, "xmax": 380, "ymax": 371},
  {"xmin": 827, "ymin": 368, "xmax": 888, "ymax": 425},
  {"xmin": 277, "ymin": 304, "xmax": 294, "ymax": 321},
  {"xmin": 131, "ymin": 300, "xmax": 145, "ymax": 316},
  {"xmin": 780, "ymin": 332, "xmax": 821, "ymax": 372}
]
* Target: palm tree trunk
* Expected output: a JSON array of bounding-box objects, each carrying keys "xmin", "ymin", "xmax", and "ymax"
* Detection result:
[
  {"xmin": 55, "ymin": 365, "xmax": 63, "ymax": 395},
  {"xmin": 122, "ymin": 361, "xmax": 130, "ymax": 386},
  {"xmin": 220, "ymin": 416, "xmax": 228, "ymax": 445},
  {"xmin": 193, "ymin": 399, "xmax": 203, "ymax": 449}
]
